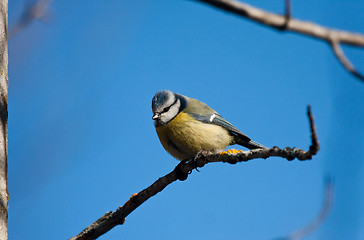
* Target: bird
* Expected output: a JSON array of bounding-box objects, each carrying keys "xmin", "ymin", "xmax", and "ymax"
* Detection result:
[{"xmin": 152, "ymin": 90, "xmax": 267, "ymax": 161}]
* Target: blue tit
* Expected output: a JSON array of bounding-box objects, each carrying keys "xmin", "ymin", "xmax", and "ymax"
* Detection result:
[{"xmin": 152, "ymin": 90, "xmax": 267, "ymax": 161}]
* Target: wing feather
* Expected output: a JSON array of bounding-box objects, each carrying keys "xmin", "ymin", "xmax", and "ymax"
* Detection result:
[{"xmin": 187, "ymin": 112, "xmax": 251, "ymax": 142}]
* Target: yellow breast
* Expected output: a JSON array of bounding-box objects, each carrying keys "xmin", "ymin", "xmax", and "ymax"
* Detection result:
[{"xmin": 155, "ymin": 112, "xmax": 233, "ymax": 160}]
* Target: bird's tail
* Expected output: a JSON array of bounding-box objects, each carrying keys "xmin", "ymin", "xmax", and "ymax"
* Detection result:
[{"xmin": 234, "ymin": 138, "xmax": 267, "ymax": 150}]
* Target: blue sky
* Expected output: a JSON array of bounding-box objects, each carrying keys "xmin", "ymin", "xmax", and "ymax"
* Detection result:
[{"xmin": 8, "ymin": 0, "xmax": 364, "ymax": 239}]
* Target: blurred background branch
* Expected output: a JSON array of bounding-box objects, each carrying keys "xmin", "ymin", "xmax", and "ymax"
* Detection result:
[
  {"xmin": 196, "ymin": 0, "xmax": 364, "ymax": 81},
  {"xmin": 9, "ymin": 0, "xmax": 52, "ymax": 38},
  {"xmin": 275, "ymin": 176, "xmax": 334, "ymax": 240}
]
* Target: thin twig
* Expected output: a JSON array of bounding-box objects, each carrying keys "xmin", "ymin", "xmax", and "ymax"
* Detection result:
[
  {"xmin": 69, "ymin": 106, "xmax": 319, "ymax": 240},
  {"xmin": 330, "ymin": 40, "xmax": 364, "ymax": 81},
  {"xmin": 279, "ymin": 0, "xmax": 291, "ymax": 29},
  {"xmin": 285, "ymin": 0, "xmax": 291, "ymax": 19},
  {"xmin": 195, "ymin": 0, "xmax": 364, "ymax": 82}
]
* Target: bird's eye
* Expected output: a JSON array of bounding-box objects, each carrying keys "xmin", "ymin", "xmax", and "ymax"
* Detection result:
[{"xmin": 163, "ymin": 106, "xmax": 170, "ymax": 112}]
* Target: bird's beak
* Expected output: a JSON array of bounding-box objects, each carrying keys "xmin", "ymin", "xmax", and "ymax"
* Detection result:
[{"xmin": 152, "ymin": 114, "xmax": 159, "ymax": 120}]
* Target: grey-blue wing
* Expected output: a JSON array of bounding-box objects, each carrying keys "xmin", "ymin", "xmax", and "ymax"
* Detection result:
[
  {"xmin": 187, "ymin": 112, "xmax": 266, "ymax": 149},
  {"xmin": 210, "ymin": 114, "xmax": 251, "ymax": 141}
]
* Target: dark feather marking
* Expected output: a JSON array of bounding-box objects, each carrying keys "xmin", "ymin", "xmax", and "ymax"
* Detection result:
[{"xmin": 166, "ymin": 136, "xmax": 183, "ymax": 156}]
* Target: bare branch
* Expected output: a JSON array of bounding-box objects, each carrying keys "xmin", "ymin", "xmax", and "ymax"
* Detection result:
[
  {"xmin": 69, "ymin": 106, "xmax": 319, "ymax": 240},
  {"xmin": 195, "ymin": 0, "xmax": 364, "ymax": 81},
  {"xmin": 275, "ymin": 176, "xmax": 334, "ymax": 240}
]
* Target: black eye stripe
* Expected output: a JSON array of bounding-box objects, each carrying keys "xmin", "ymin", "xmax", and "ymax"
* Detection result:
[{"xmin": 162, "ymin": 96, "xmax": 179, "ymax": 113}]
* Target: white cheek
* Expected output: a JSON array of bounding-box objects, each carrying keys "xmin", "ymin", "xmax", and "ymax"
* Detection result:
[
  {"xmin": 159, "ymin": 113, "xmax": 172, "ymax": 124},
  {"xmin": 160, "ymin": 100, "xmax": 180, "ymax": 124}
]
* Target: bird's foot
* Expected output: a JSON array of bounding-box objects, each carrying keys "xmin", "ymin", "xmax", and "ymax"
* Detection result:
[
  {"xmin": 219, "ymin": 149, "xmax": 244, "ymax": 155},
  {"xmin": 192, "ymin": 150, "xmax": 212, "ymax": 171}
]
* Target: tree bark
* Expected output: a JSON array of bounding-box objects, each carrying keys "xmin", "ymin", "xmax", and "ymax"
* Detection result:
[{"xmin": 0, "ymin": 0, "xmax": 8, "ymax": 240}]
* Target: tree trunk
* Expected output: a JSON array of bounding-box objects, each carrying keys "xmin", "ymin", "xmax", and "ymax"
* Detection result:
[{"xmin": 0, "ymin": 0, "xmax": 8, "ymax": 239}]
